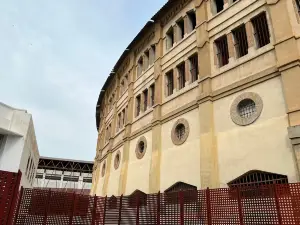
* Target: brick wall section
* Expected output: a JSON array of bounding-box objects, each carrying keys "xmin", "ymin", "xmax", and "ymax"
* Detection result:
[
  {"xmin": 227, "ymin": 32, "xmax": 235, "ymax": 59},
  {"xmin": 245, "ymin": 21, "xmax": 255, "ymax": 48}
]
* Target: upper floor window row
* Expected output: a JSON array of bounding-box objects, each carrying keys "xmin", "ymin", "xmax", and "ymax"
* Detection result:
[
  {"xmin": 137, "ymin": 45, "xmax": 156, "ymax": 77},
  {"xmin": 166, "ymin": 10, "xmax": 197, "ymax": 51},
  {"xmin": 135, "ymin": 83, "xmax": 156, "ymax": 118},
  {"xmin": 165, "ymin": 53, "xmax": 199, "ymax": 97},
  {"xmin": 119, "ymin": 75, "xmax": 128, "ymax": 97},
  {"xmin": 214, "ymin": 12, "xmax": 270, "ymax": 68}
]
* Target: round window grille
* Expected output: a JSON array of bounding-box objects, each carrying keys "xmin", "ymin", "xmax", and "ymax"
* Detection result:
[
  {"xmin": 230, "ymin": 92, "xmax": 263, "ymax": 126},
  {"xmin": 135, "ymin": 136, "xmax": 147, "ymax": 159},
  {"xmin": 114, "ymin": 151, "xmax": 121, "ymax": 170},
  {"xmin": 101, "ymin": 162, "xmax": 106, "ymax": 177},
  {"xmin": 171, "ymin": 118, "xmax": 189, "ymax": 145}
]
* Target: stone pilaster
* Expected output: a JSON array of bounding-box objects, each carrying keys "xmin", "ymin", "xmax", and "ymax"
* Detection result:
[
  {"xmin": 288, "ymin": 126, "xmax": 300, "ymax": 180},
  {"xmin": 227, "ymin": 32, "xmax": 235, "ymax": 61}
]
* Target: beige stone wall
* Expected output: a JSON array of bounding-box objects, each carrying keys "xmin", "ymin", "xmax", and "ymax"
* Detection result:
[
  {"xmin": 106, "ymin": 147, "xmax": 122, "ymax": 196},
  {"xmin": 214, "ymin": 77, "xmax": 298, "ymax": 186},
  {"xmin": 160, "ymin": 108, "xmax": 201, "ymax": 191}
]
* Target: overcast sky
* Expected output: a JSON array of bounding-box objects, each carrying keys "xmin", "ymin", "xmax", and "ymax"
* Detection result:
[{"xmin": 0, "ymin": 0, "xmax": 166, "ymax": 161}]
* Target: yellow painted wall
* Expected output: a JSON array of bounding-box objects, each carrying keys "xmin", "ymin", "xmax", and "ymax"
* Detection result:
[
  {"xmin": 214, "ymin": 77, "xmax": 298, "ymax": 187},
  {"xmin": 160, "ymin": 108, "xmax": 201, "ymax": 191},
  {"xmin": 125, "ymin": 131, "xmax": 152, "ymax": 195}
]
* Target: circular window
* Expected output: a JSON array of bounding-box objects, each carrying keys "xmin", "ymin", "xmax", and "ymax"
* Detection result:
[
  {"xmin": 171, "ymin": 118, "xmax": 189, "ymax": 145},
  {"xmin": 101, "ymin": 161, "xmax": 106, "ymax": 177},
  {"xmin": 230, "ymin": 92, "xmax": 263, "ymax": 126},
  {"xmin": 135, "ymin": 136, "xmax": 147, "ymax": 159},
  {"xmin": 114, "ymin": 151, "xmax": 121, "ymax": 170}
]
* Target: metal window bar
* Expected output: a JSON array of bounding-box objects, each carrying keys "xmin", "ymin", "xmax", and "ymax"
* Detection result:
[
  {"xmin": 189, "ymin": 54, "xmax": 198, "ymax": 82},
  {"xmin": 252, "ymin": 12, "xmax": 270, "ymax": 48},
  {"xmin": 166, "ymin": 71, "xmax": 174, "ymax": 96},
  {"xmin": 143, "ymin": 89, "xmax": 148, "ymax": 111},
  {"xmin": 215, "ymin": 36, "xmax": 229, "ymax": 67},
  {"xmin": 238, "ymin": 100, "xmax": 256, "ymax": 118},
  {"xmin": 176, "ymin": 125, "xmax": 185, "ymax": 140},
  {"xmin": 233, "ymin": 25, "xmax": 248, "ymax": 58},
  {"xmin": 177, "ymin": 63, "xmax": 185, "ymax": 90}
]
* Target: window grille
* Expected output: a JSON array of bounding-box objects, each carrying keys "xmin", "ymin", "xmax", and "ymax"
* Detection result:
[
  {"xmin": 189, "ymin": 54, "xmax": 198, "ymax": 82},
  {"xmin": 187, "ymin": 10, "xmax": 196, "ymax": 31},
  {"xmin": 166, "ymin": 70, "xmax": 174, "ymax": 96},
  {"xmin": 232, "ymin": 25, "xmax": 248, "ymax": 58},
  {"xmin": 215, "ymin": 35, "xmax": 229, "ymax": 67},
  {"xmin": 252, "ymin": 12, "xmax": 270, "ymax": 48},
  {"xmin": 176, "ymin": 124, "xmax": 185, "ymax": 140},
  {"xmin": 143, "ymin": 89, "xmax": 148, "ymax": 111},
  {"xmin": 138, "ymin": 141, "xmax": 145, "ymax": 154},
  {"xmin": 150, "ymin": 84, "xmax": 155, "ymax": 106},
  {"xmin": 136, "ymin": 95, "xmax": 141, "ymax": 117},
  {"xmin": 177, "ymin": 63, "xmax": 186, "ymax": 90},
  {"xmin": 238, "ymin": 99, "xmax": 256, "ymax": 118}
]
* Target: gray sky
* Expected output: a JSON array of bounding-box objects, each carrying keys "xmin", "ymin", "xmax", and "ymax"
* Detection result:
[{"xmin": 0, "ymin": 0, "xmax": 165, "ymax": 161}]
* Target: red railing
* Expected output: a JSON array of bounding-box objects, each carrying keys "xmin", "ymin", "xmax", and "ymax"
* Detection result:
[
  {"xmin": 11, "ymin": 183, "xmax": 300, "ymax": 225},
  {"xmin": 0, "ymin": 170, "xmax": 22, "ymax": 225}
]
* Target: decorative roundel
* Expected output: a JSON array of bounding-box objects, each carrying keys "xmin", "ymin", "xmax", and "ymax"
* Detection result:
[
  {"xmin": 114, "ymin": 151, "xmax": 121, "ymax": 170},
  {"xmin": 135, "ymin": 136, "xmax": 147, "ymax": 159},
  {"xmin": 101, "ymin": 161, "xmax": 106, "ymax": 177},
  {"xmin": 230, "ymin": 92, "xmax": 263, "ymax": 126},
  {"xmin": 171, "ymin": 118, "xmax": 190, "ymax": 145}
]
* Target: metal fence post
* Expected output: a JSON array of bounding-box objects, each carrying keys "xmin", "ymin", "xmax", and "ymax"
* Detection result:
[
  {"xmin": 179, "ymin": 191, "xmax": 184, "ymax": 225},
  {"xmin": 13, "ymin": 186, "xmax": 24, "ymax": 225},
  {"xmin": 68, "ymin": 192, "xmax": 76, "ymax": 225},
  {"xmin": 273, "ymin": 184, "xmax": 283, "ymax": 225},
  {"xmin": 236, "ymin": 187, "xmax": 244, "ymax": 225},
  {"xmin": 118, "ymin": 195, "xmax": 123, "ymax": 225},
  {"xmin": 102, "ymin": 196, "xmax": 107, "ymax": 225},
  {"xmin": 43, "ymin": 189, "xmax": 51, "ymax": 225},
  {"xmin": 136, "ymin": 192, "xmax": 140, "ymax": 225},
  {"xmin": 7, "ymin": 170, "xmax": 22, "ymax": 225},
  {"xmin": 91, "ymin": 195, "xmax": 97, "ymax": 225},
  {"xmin": 157, "ymin": 192, "xmax": 160, "ymax": 225},
  {"xmin": 206, "ymin": 187, "xmax": 212, "ymax": 225}
]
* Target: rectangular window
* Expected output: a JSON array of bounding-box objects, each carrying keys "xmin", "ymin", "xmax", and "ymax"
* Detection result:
[
  {"xmin": 214, "ymin": 0, "xmax": 224, "ymax": 13},
  {"xmin": 106, "ymin": 127, "xmax": 109, "ymax": 142},
  {"xmin": 150, "ymin": 84, "xmax": 155, "ymax": 106},
  {"xmin": 251, "ymin": 12, "xmax": 270, "ymax": 48},
  {"xmin": 118, "ymin": 113, "xmax": 121, "ymax": 130},
  {"xmin": 189, "ymin": 54, "xmax": 198, "ymax": 83},
  {"xmin": 144, "ymin": 50, "xmax": 149, "ymax": 70},
  {"xmin": 177, "ymin": 62, "xmax": 186, "ymax": 90},
  {"xmin": 296, "ymin": 0, "xmax": 300, "ymax": 13},
  {"xmin": 109, "ymin": 124, "xmax": 112, "ymax": 138},
  {"xmin": 136, "ymin": 95, "xmax": 141, "ymax": 117},
  {"xmin": 137, "ymin": 57, "xmax": 143, "ymax": 77},
  {"xmin": 166, "ymin": 27, "xmax": 174, "ymax": 50},
  {"xmin": 176, "ymin": 18, "xmax": 185, "ymax": 41},
  {"xmin": 232, "ymin": 25, "xmax": 248, "ymax": 58},
  {"xmin": 215, "ymin": 35, "xmax": 229, "ymax": 67},
  {"xmin": 122, "ymin": 109, "xmax": 126, "ymax": 126},
  {"xmin": 166, "ymin": 70, "xmax": 174, "ymax": 96},
  {"xmin": 187, "ymin": 10, "xmax": 196, "ymax": 31},
  {"xmin": 149, "ymin": 45, "xmax": 156, "ymax": 65},
  {"xmin": 143, "ymin": 89, "xmax": 148, "ymax": 111}
]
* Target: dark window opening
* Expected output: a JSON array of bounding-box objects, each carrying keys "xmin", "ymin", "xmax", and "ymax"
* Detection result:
[
  {"xmin": 83, "ymin": 177, "xmax": 92, "ymax": 183},
  {"xmin": 166, "ymin": 70, "xmax": 174, "ymax": 96},
  {"xmin": 144, "ymin": 50, "xmax": 149, "ymax": 70},
  {"xmin": 150, "ymin": 84, "xmax": 155, "ymax": 106},
  {"xmin": 143, "ymin": 89, "xmax": 148, "ymax": 111},
  {"xmin": 176, "ymin": 18, "xmax": 185, "ymax": 41},
  {"xmin": 149, "ymin": 45, "xmax": 156, "ymax": 65},
  {"xmin": 215, "ymin": 35, "xmax": 229, "ymax": 67},
  {"xmin": 215, "ymin": 0, "xmax": 224, "ymax": 13},
  {"xmin": 137, "ymin": 57, "xmax": 143, "ymax": 77},
  {"xmin": 189, "ymin": 54, "xmax": 198, "ymax": 82},
  {"xmin": 175, "ymin": 124, "xmax": 185, "ymax": 140},
  {"xmin": 296, "ymin": 0, "xmax": 300, "ymax": 13},
  {"xmin": 138, "ymin": 141, "xmax": 145, "ymax": 154},
  {"xmin": 251, "ymin": 12, "xmax": 270, "ymax": 48},
  {"xmin": 118, "ymin": 113, "xmax": 121, "ymax": 130},
  {"xmin": 187, "ymin": 10, "xmax": 197, "ymax": 31},
  {"xmin": 63, "ymin": 176, "xmax": 79, "ymax": 182},
  {"xmin": 166, "ymin": 27, "xmax": 174, "ymax": 50},
  {"xmin": 45, "ymin": 174, "xmax": 61, "ymax": 181},
  {"xmin": 136, "ymin": 95, "xmax": 141, "ymax": 117},
  {"xmin": 122, "ymin": 108, "xmax": 126, "ymax": 126},
  {"xmin": 232, "ymin": 25, "xmax": 248, "ymax": 58},
  {"xmin": 177, "ymin": 62, "xmax": 186, "ymax": 90}
]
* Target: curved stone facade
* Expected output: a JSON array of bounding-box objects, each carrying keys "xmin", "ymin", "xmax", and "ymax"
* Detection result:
[{"xmin": 91, "ymin": 0, "xmax": 300, "ymax": 196}]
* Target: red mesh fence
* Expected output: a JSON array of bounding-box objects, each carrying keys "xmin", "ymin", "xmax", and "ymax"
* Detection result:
[
  {"xmin": 12, "ymin": 183, "xmax": 300, "ymax": 224},
  {"xmin": 0, "ymin": 170, "xmax": 21, "ymax": 225}
]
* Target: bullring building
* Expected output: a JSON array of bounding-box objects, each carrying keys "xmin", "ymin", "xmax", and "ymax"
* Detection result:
[{"xmin": 91, "ymin": 0, "xmax": 300, "ymax": 196}]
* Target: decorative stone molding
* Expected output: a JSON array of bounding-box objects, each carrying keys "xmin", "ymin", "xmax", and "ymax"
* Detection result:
[
  {"xmin": 230, "ymin": 92, "xmax": 263, "ymax": 126},
  {"xmin": 101, "ymin": 161, "xmax": 106, "ymax": 177},
  {"xmin": 114, "ymin": 151, "xmax": 121, "ymax": 170},
  {"xmin": 135, "ymin": 136, "xmax": 147, "ymax": 159},
  {"xmin": 171, "ymin": 118, "xmax": 190, "ymax": 145}
]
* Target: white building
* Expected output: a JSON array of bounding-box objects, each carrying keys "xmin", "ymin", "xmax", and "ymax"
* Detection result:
[
  {"xmin": 34, "ymin": 157, "xmax": 93, "ymax": 194},
  {"xmin": 0, "ymin": 102, "xmax": 40, "ymax": 188}
]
